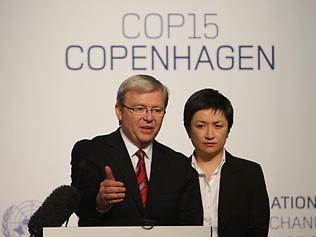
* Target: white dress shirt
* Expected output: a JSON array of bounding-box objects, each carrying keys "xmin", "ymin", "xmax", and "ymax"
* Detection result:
[
  {"xmin": 191, "ymin": 151, "xmax": 226, "ymax": 237},
  {"xmin": 120, "ymin": 128, "xmax": 152, "ymax": 179}
]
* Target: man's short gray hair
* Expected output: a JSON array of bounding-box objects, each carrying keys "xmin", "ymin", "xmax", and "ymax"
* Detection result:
[{"xmin": 116, "ymin": 74, "xmax": 169, "ymax": 108}]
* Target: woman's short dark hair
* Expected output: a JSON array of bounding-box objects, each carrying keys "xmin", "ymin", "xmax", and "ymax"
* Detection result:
[{"xmin": 183, "ymin": 88, "xmax": 234, "ymax": 136}]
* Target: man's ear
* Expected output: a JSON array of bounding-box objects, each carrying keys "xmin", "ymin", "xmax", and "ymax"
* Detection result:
[{"xmin": 115, "ymin": 104, "xmax": 123, "ymax": 121}]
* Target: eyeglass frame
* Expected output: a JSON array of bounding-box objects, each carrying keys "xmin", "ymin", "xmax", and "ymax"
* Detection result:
[{"xmin": 120, "ymin": 104, "xmax": 166, "ymax": 117}]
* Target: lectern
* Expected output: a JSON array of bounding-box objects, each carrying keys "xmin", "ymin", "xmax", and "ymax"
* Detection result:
[{"xmin": 44, "ymin": 226, "xmax": 212, "ymax": 237}]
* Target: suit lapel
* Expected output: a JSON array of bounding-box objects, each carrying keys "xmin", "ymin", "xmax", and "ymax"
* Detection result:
[
  {"xmin": 104, "ymin": 129, "xmax": 144, "ymax": 211},
  {"xmin": 144, "ymin": 141, "xmax": 167, "ymax": 213},
  {"xmin": 218, "ymin": 151, "xmax": 242, "ymax": 228}
]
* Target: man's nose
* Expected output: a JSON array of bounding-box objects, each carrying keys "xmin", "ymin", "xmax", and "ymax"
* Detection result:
[{"xmin": 143, "ymin": 109, "xmax": 154, "ymax": 120}]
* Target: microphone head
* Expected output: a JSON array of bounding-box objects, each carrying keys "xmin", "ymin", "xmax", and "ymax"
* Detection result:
[{"xmin": 28, "ymin": 185, "xmax": 80, "ymax": 237}]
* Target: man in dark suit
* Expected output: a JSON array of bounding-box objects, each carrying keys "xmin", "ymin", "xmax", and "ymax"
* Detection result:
[
  {"xmin": 183, "ymin": 88, "xmax": 270, "ymax": 237},
  {"xmin": 71, "ymin": 74, "xmax": 203, "ymax": 226}
]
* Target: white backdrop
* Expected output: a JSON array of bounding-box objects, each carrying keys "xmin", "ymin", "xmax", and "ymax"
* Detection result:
[{"xmin": 0, "ymin": 1, "xmax": 315, "ymax": 237}]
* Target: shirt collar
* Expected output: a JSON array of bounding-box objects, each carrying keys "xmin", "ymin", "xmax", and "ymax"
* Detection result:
[
  {"xmin": 120, "ymin": 127, "xmax": 152, "ymax": 159},
  {"xmin": 191, "ymin": 150, "xmax": 226, "ymax": 175}
]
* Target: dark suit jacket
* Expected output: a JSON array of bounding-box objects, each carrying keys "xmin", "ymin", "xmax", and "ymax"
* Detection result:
[
  {"xmin": 71, "ymin": 128, "xmax": 203, "ymax": 226},
  {"xmin": 217, "ymin": 151, "xmax": 270, "ymax": 237}
]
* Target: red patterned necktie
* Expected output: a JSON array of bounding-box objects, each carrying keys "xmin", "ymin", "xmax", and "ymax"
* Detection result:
[{"xmin": 135, "ymin": 149, "xmax": 148, "ymax": 207}]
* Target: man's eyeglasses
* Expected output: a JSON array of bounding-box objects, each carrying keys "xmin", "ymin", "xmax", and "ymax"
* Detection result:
[{"xmin": 121, "ymin": 104, "xmax": 165, "ymax": 117}]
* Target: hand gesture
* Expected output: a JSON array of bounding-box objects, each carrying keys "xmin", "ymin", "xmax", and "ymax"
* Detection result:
[{"xmin": 96, "ymin": 166, "xmax": 126, "ymax": 210}]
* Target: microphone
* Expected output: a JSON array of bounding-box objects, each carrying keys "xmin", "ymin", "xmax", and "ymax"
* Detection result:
[
  {"xmin": 140, "ymin": 218, "xmax": 158, "ymax": 230},
  {"xmin": 28, "ymin": 185, "xmax": 80, "ymax": 237}
]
